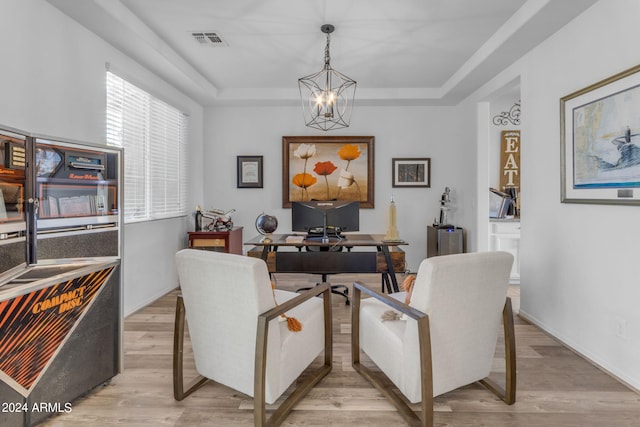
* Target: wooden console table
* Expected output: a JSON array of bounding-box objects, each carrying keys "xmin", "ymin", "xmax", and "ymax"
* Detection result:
[
  {"xmin": 245, "ymin": 233, "xmax": 406, "ymax": 293},
  {"xmin": 188, "ymin": 227, "xmax": 243, "ymax": 255}
]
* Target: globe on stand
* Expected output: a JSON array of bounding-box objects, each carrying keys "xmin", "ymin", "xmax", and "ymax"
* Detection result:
[{"xmin": 255, "ymin": 213, "xmax": 278, "ymax": 243}]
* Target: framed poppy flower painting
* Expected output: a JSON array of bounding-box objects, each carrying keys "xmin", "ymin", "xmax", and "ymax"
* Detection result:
[{"xmin": 282, "ymin": 136, "xmax": 374, "ymax": 208}]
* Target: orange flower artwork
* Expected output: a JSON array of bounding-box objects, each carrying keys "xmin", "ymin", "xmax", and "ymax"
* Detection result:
[
  {"xmin": 292, "ymin": 173, "xmax": 317, "ymax": 200},
  {"xmin": 338, "ymin": 144, "xmax": 361, "ymax": 161},
  {"xmin": 283, "ymin": 136, "xmax": 374, "ymax": 208},
  {"xmin": 313, "ymin": 161, "xmax": 337, "ymax": 199},
  {"xmin": 337, "ymin": 144, "xmax": 362, "ymax": 199},
  {"xmin": 292, "ymin": 143, "xmax": 317, "ymax": 199}
]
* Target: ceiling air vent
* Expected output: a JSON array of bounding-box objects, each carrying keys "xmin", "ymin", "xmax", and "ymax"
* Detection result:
[{"xmin": 191, "ymin": 32, "xmax": 228, "ymax": 47}]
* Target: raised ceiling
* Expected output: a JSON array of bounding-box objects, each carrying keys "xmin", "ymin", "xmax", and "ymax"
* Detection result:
[{"xmin": 48, "ymin": 0, "xmax": 598, "ymax": 106}]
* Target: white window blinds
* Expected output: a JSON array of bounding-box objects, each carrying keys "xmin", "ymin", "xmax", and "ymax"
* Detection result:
[{"xmin": 106, "ymin": 71, "xmax": 188, "ymax": 222}]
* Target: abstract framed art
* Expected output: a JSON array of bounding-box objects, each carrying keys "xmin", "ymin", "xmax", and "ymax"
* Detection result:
[
  {"xmin": 392, "ymin": 158, "xmax": 431, "ymax": 188},
  {"xmin": 282, "ymin": 136, "xmax": 374, "ymax": 208},
  {"xmin": 561, "ymin": 64, "xmax": 640, "ymax": 205}
]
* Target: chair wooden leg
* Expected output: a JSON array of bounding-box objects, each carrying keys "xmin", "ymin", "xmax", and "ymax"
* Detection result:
[
  {"xmin": 173, "ymin": 295, "xmax": 208, "ymax": 401},
  {"xmin": 255, "ymin": 286, "xmax": 333, "ymax": 426},
  {"xmin": 479, "ymin": 297, "xmax": 517, "ymax": 405},
  {"xmin": 175, "ymin": 284, "xmax": 331, "ymax": 426},
  {"xmin": 417, "ymin": 315, "xmax": 434, "ymax": 427},
  {"xmin": 351, "ymin": 285, "xmax": 433, "ymax": 427},
  {"xmin": 351, "ymin": 286, "xmax": 516, "ymax": 427}
]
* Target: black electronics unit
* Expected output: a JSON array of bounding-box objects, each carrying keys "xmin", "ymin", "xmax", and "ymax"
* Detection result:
[
  {"xmin": 427, "ymin": 225, "xmax": 464, "ymax": 257},
  {"xmin": 292, "ymin": 200, "xmax": 359, "ymax": 239}
]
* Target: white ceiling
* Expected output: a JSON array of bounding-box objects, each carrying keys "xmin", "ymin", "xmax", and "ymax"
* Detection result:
[{"xmin": 48, "ymin": 0, "xmax": 598, "ymax": 106}]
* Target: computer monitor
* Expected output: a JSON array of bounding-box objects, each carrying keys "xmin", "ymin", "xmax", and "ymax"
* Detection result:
[{"xmin": 291, "ymin": 200, "xmax": 359, "ymax": 240}]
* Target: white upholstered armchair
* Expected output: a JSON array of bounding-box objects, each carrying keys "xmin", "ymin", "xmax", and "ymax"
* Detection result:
[
  {"xmin": 173, "ymin": 249, "xmax": 332, "ymax": 426},
  {"xmin": 351, "ymin": 251, "xmax": 516, "ymax": 427}
]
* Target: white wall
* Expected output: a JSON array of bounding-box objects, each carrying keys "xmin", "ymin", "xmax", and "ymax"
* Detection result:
[
  {"xmin": 204, "ymin": 103, "xmax": 478, "ymax": 271},
  {"xmin": 466, "ymin": 0, "xmax": 640, "ymax": 390},
  {"xmin": 519, "ymin": 0, "xmax": 640, "ymax": 390},
  {"xmin": 0, "ymin": 0, "xmax": 204, "ymax": 316}
]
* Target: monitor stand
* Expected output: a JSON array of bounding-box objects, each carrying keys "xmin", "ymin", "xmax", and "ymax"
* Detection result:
[
  {"xmin": 321, "ymin": 211, "xmax": 329, "ymax": 243},
  {"xmin": 306, "ymin": 212, "xmax": 342, "ymax": 243}
]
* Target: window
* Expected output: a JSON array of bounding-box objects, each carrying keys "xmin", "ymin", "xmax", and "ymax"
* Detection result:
[{"xmin": 106, "ymin": 71, "xmax": 188, "ymax": 222}]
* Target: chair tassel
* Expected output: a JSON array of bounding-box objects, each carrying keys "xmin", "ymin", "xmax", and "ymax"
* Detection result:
[
  {"xmin": 272, "ymin": 280, "xmax": 303, "ymax": 332},
  {"xmin": 282, "ymin": 314, "xmax": 303, "ymax": 332},
  {"xmin": 379, "ymin": 274, "xmax": 417, "ymax": 321},
  {"xmin": 381, "ymin": 310, "xmax": 402, "ymax": 322},
  {"xmin": 402, "ymin": 274, "xmax": 416, "ymax": 304}
]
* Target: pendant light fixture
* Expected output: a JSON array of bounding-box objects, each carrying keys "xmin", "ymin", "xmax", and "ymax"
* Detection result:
[{"xmin": 298, "ymin": 24, "xmax": 357, "ymax": 131}]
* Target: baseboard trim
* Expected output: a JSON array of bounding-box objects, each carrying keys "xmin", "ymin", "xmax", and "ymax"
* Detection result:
[
  {"xmin": 124, "ymin": 285, "xmax": 179, "ymax": 317},
  {"xmin": 518, "ymin": 309, "xmax": 640, "ymax": 394}
]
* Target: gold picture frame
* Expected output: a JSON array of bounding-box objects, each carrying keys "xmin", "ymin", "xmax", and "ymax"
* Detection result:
[
  {"xmin": 282, "ymin": 136, "xmax": 374, "ymax": 208},
  {"xmin": 561, "ymin": 64, "xmax": 640, "ymax": 205}
]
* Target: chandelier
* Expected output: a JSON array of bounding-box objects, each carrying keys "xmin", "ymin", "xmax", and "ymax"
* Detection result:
[{"xmin": 298, "ymin": 24, "xmax": 357, "ymax": 131}]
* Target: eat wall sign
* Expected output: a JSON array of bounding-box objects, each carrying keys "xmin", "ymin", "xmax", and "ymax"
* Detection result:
[{"xmin": 500, "ymin": 130, "xmax": 520, "ymax": 191}]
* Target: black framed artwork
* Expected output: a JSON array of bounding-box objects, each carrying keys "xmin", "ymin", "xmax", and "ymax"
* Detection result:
[
  {"xmin": 237, "ymin": 156, "xmax": 263, "ymax": 188},
  {"xmin": 392, "ymin": 158, "xmax": 431, "ymax": 188}
]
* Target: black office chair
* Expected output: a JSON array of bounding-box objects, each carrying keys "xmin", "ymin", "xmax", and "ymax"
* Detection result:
[{"xmin": 296, "ymin": 244, "xmax": 350, "ymax": 305}]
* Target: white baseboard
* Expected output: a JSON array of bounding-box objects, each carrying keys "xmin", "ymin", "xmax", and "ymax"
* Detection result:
[
  {"xmin": 124, "ymin": 285, "xmax": 179, "ymax": 318},
  {"xmin": 518, "ymin": 309, "xmax": 640, "ymax": 393}
]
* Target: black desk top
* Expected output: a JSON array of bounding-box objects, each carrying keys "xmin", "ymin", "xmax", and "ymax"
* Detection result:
[{"xmin": 244, "ymin": 233, "xmax": 407, "ymax": 247}]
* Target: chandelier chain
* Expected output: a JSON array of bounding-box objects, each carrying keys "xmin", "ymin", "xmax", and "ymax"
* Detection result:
[{"xmin": 324, "ymin": 33, "xmax": 331, "ymax": 69}]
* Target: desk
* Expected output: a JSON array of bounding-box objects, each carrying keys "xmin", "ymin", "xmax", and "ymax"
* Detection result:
[{"xmin": 245, "ymin": 234, "xmax": 406, "ymax": 293}]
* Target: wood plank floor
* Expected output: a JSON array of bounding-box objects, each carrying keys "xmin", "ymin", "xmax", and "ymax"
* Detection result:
[{"xmin": 42, "ymin": 273, "xmax": 640, "ymax": 426}]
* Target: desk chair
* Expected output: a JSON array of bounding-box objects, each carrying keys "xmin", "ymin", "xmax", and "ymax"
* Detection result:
[
  {"xmin": 352, "ymin": 251, "xmax": 515, "ymax": 427},
  {"xmin": 296, "ymin": 243, "xmax": 351, "ymax": 304},
  {"xmin": 174, "ymin": 249, "xmax": 333, "ymax": 426}
]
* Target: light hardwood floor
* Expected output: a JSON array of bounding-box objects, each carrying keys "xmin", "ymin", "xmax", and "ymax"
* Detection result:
[{"xmin": 42, "ymin": 273, "xmax": 640, "ymax": 426}]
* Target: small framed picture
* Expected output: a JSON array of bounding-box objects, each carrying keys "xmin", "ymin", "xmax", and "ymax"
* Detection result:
[
  {"xmin": 392, "ymin": 158, "xmax": 431, "ymax": 188},
  {"xmin": 237, "ymin": 156, "xmax": 263, "ymax": 188}
]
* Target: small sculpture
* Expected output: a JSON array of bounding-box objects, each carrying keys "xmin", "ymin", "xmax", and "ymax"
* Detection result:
[
  {"xmin": 201, "ymin": 208, "xmax": 235, "ymax": 231},
  {"xmin": 194, "ymin": 205, "xmax": 203, "ymax": 231},
  {"xmin": 434, "ymin": 187, "xmax": 453, "ymax": 228},
  {"xmin": 383, "ymin": 195, "xmax": 401, "ymax": 242}
]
